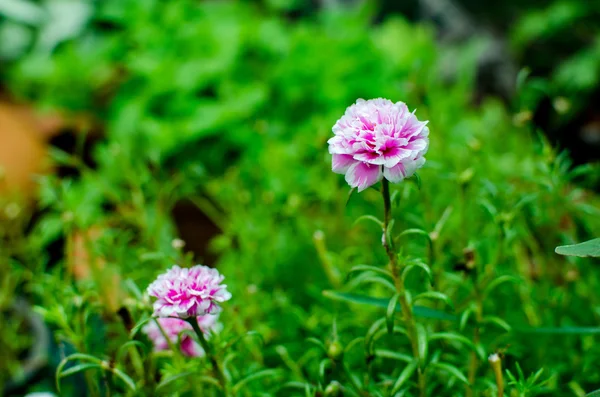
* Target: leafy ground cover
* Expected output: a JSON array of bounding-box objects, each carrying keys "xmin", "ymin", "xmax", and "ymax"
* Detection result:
[{"xmin": 0, "ymin": 1, "xmax": 599, "ymax": 396}]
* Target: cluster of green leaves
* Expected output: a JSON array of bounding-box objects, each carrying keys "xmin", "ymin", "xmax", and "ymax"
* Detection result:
[
  {"xmin": 0, "ymin": 0, "xmax": 599, "ymax": 396},
  {"xmin": 511, "ymin": 0, "xmax": 600, "ymax": 126}
]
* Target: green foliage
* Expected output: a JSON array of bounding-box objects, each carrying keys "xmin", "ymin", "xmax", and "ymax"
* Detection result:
[
  {"xmin": 0, "ymin": 0, "xmax": 599, "ymax": 396},
  {"xmin": 556, "ymin": 238, "xmax": 600, "ymax": 258}
]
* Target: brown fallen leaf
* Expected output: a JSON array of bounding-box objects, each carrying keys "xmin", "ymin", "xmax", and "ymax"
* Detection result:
[{"xmin": 0, "ymin": 102, "xmax": 52, "ymax": 198}]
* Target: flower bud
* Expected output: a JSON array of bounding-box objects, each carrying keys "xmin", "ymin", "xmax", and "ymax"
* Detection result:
[
  {"xmin": 324, "ymin": 381, "xmax": 342, "ymax": 397},
  {"xmin": 327, "ymin": 340, "xmax": 344, "ymax": 361}
]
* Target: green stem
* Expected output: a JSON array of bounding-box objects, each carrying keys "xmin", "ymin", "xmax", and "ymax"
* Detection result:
[
  {"xmin": 188, "ymin": 317, "xmax": 229, "ymax": 396},
  {"xmin": 466, "ymin": 294, "xmax": 483, "ymax": 397},
  {"xmin": 381, "ymin": 178, "xmax": 426, "ymax": 397}
]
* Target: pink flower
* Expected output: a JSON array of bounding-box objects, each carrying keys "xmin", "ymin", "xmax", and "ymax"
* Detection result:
[
  {"xmin": 147, "ymin": 265, "xmax": 232, "ymax": 318},
  {"xmin": 142, "ymin": 314, "xmax": 220, "ymax": 357},
  {"xmin": 328, "ymin": 98, "xmax": 429, "ymax": 191}
]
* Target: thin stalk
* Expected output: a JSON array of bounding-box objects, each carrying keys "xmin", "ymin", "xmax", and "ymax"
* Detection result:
[
  {"xmin": 381, "ymin": 179, "xmax": 426, "ymax": 397},
  {"xmin": 188, "ymin": 317, "xmax": 229, "ymax": 396},
  {"xmin": 466, "ymin": 294, "xmax": 483, "ymax": 397},
  {"xmin": 488, "ymin": 354, "xmax": 503, "ymax": 397}
]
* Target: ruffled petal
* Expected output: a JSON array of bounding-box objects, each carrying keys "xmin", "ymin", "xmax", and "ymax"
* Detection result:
[
  {"xmin": 332, "ymin": 154, "xmax": 357, "ymax": 174},
  {"xmin": 383, "ymin": 163, "xmax": 407, "ymax": 183},
  {"xmin": 345, "ymin": 162, "xmax": 383, "ymax": 192}
]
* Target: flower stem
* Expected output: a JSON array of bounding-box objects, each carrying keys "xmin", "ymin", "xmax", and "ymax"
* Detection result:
[
  {"xmin": 188, "ymin": 317, "xmax": 229, "ymax": 396},
  {"xmin": 381, "ymin": 178, "xmax": 426, "ymax": 397},
  {"xmin": 467, "ymin": 289, "xmax": 483, "ymax": 397},
  {"xmin": 488, "ymin": 354, "xmax": 504, "ymax": 397}
]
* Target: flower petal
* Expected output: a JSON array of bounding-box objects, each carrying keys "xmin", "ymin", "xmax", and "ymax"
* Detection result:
[
  {"xmin": 345, "ymin": 162, "xmax": 383, "ymax": 192},
  {"xmin": 383, "ymin": 163, "xmax": 406, "ymax": 183},
  {"xmin": 332, "ymin": 154, "xmax": 357, "ymax": 174}
]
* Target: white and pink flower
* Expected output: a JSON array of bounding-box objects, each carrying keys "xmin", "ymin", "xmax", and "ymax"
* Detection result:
[
  {"xmin": 147, "ymin": 265, "xmax": 232, "ymax": 318},
  {"xmin": 328, "ymin": 98, "xmax": 429, "ymax": 191}
]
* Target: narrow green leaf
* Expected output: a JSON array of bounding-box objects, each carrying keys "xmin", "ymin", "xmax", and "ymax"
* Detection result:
[
  {"xmin": 415, "ymin": 323, "xmax": 428, "ymax": 364},
  {"xmin": 431, "ymin": 206, "xmax": 453, "ymax": 239},
  {"xmin": 156, "ymin": 372, "xmax": 219, "ymax": 391},
  {"xmin": 58, "ymin": 353, "xmax": 103, "ymax": 364},
  {"xmin": 483, "ymin": 275, "xmax": 520, "ymax": 298},
  {"xmin": 481, "ymin": 316, "xmax": 511, "ymax": 332},
  {"xmin": 222, "ymin": 331, "xmax": 264, "ymax": 352},
  {"xmin": 369, "ymin": 326, "xmax": 408, "ymax": 354},
  {"xmin": 555, "ymin": 238, "xmax": 600, "ymax": 257},
  {"xmin": 353, "ymin": 215, "xmax": 384, "ymax": 228},
  {"xmin": 280, "ymin": 381, "xmax": 313, "ymax": 391},
  {"xmin": 345, "ymin": 337, "xmax": 365, "ymax": 354},
  {"xmin": 413, "ymin": 291, "xmax": 453, "ymax": 308},
  {"xmin": 112, "ymin": 368, "xmax": 137, "ymax": 391},
  {"xmin": 232, "ymin": 369, "xmax": 281, "ymax": 394},
  {"xmin": 58, "ymin": 363, "xmax": 102, "ymax": 378},
  {"xmin": 430, "ymin": 362, "xmax": 469, "ymax": 385},
  {"xmin": 48, "ymin": 147, "xmax": 76, "ymax": 166},
  {"xmin": 387, "ymin": 293, "xmax": 401, "ymax": 334},
  {"xmin": 140, "ymin": 252, "xmax": 166, "ymax": 262},
  {"xmin": 413, "ymin": 172, "xmax": 422, "ymax": 190},
  {"xmin": 347, "ymin": 265, "xmax": 393, "ymax": 279},
  {"xmin": 322, "ymin": 291, "xmax": 457, "ymax": 321},
  {"xmin": 402, "ymin": 261, "xmax": 432, "ymax": 283},
  {"xmin": 429, "ymin": 332, "xmax": 476, "ymax": 351},
  {"xmin": 365, "ymin": 318, "xmax": 387, "ymax": 355},
  {"xmin": 385, "ymin": 219, "xmax": 396, "ymax": 248},
  {"xmin": 391, "ymin": 359, "xmax": 419, "ymax": 395},
  {"xmin": 413, "ymin": 306, "xmax": 457, "ymax": 321},
  {"xmin": 55, "ymin": 353, "xmax": 104, "ymax": 392},
  {"xmin": 531, "ymin": 368, "xmax": 544, "ymax": 384},
  {"xmin": 116, "ymin": 340, "xmax": 147, "ymax": 364},
  {"xmin": 130, "ymin": 316, "xmax": 153, "ymax": 338},
  {"xmin": 586, "ymin": 388, "xmax": 600, "ymax": 396},
  {"xmin": 396, "ymin": 228, "xmax": 432, "ymax": 246},
  {"xmin": 306, "ymin": 337, "xmax": 326, "ymax": 351},
  {"xmin": 459, "ymin": 306, "xmax": 475, "ymax": 331},
  {"xmin": 346, "ymin": 187, "xmax": 357, "ymax": 206},
  {"xmin": 515, "ymin": 326, "xmax": 600, "ymax": 335},
  {"xmin": 516, "ymin": 67, "xmax": 531, "ymax": 91},
  {"xmin": 374, "ymin": 349, "xmax": 413, "ymax": 363},
  {"xmin": 357, "ymin": 276, "xmax": 397, "ymax": 293},
  {"xmin": 124, "ymin": 279, "xmax": 143, "ymax": 300}
]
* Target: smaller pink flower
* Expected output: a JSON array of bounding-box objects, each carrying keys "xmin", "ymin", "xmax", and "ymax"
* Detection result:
[
  {"xmin": 142, "ymin": 314, "xmax": 220, "ymax": 357},
  {"xmin": 147, "ymin": 265, "xmax": 232, "ymax": 318}
]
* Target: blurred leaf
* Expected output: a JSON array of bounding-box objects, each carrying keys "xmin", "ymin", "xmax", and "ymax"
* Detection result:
[
  {"xmin": 386, "ymin": 293, "xmax": 400, "ymax": 334},
  {"xmin": 391, "ymin": 358, "xmax": 418, "ymax": 395},
  {"xmin": 515, "ymin": 326, "xmax": 600, "ymax": 335},
  {"xmin": 322, "ymin": 291, "xmax": 457, "ymax": 321},
  {"xmin": 374, "ymin": 349, "xmax": 412, "ymax": 363},
  {"xmin": 415, "ymin": 323, "xmax": 428, "ymax": 364},
  {"xmin": 347, "ymin": 264, "xmax": 392, "ymax": 280},
  {"xmin": 112, "ymin": 368, "xmax": 137, "ymax": 392},
  {"xmin": 232, "ymin": 369, "xmax": 282, "ymax": 394},
  {"xmin": 555, "ymin": 238, "xmax": 600, "ymax": 257},
  {"xmin": 430, "ymin": 362, "xmax": 469, "ymax": 385},
  {"xmin": 429, "ymin": 332, "xmax": 477, "ymax": 353},
  {"xmin": 402, "ymin": 261, "xmax": 432, "ymax": 283},
  {"xmin": 156, "ymin": 372, "xmax": 220, "ymax": 391},
  {"xmin": 0, "ymin": 0, "xmax": 45, "ymax": 25},
  {"xmin": 353, "ymin": 215, "xmax": 384, "ymax": 228},
  {"xmin": 58, "ymin": 363, "xmax": 102, "ymax": 378},
  {"xmin": 413, "ymin": 291, "xmax": 453, "ymax": 309}
]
